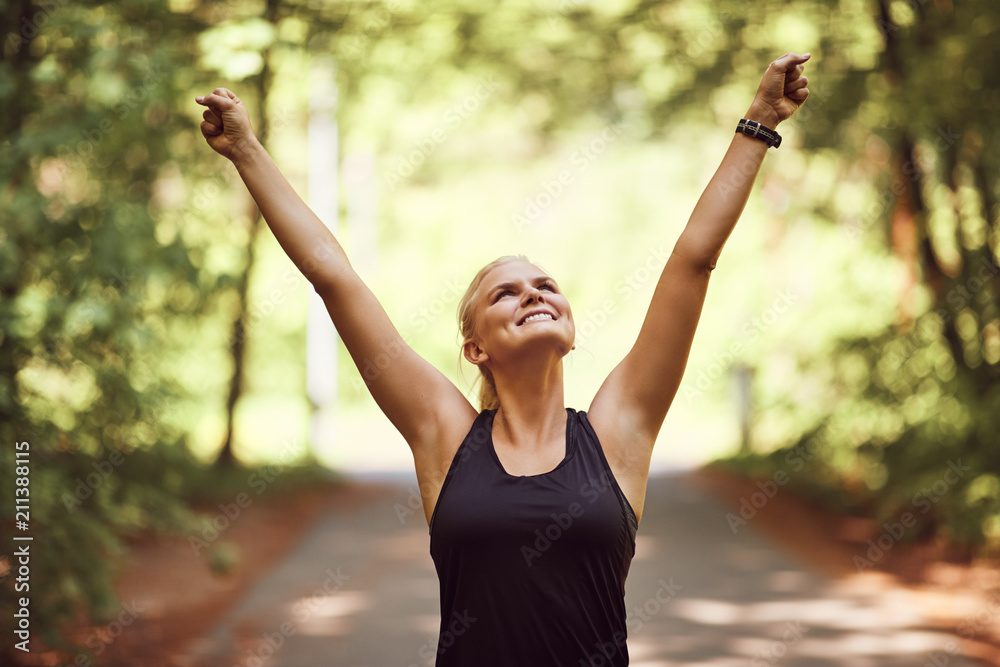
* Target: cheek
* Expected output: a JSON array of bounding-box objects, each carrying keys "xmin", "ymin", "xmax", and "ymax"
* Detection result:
[
  {"xmin": 561, "ymin": 302, "xmax": 576, "ymax": 336},
  {"xmin": 480, "ymin": 303, "xmax": 513, "ymax": 338},
  {"xmin": 559, "ymin": 298, "xmax": 574, "ymax": 322}
]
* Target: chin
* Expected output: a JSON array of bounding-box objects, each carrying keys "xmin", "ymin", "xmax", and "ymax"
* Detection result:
[{"xmin": 517, "ymin": 327, "xmax": 575, "ymax": 358}]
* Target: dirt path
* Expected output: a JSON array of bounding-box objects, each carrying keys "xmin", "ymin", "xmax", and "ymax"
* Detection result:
[
  {"xmin": 50, "ymin": 481, "xmax": 394, "ymax": 667},
  {"xmin": 174, "ymin": 471, "xmax": 987, "ymax": 667}
]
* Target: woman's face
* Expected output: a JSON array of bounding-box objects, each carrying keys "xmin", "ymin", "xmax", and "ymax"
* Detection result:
[{"xmin": 467, "ymin": 260, "xmax": 575, "ymax": 366}]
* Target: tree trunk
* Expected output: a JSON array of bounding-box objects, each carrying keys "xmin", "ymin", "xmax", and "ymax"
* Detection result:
[{"xmin": 215, "ymin": 0, "xmax": 281, "ymax": 467}]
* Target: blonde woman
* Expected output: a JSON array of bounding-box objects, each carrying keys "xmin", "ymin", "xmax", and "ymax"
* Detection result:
[{"xmin": 196, "ymin": 51, "xmax": 810, "ymax": 666}]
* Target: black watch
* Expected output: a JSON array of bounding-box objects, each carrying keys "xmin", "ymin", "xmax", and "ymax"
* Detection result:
[{"xmin": 736, "ymin": 118, "xmax": 781, "ymax": 148}]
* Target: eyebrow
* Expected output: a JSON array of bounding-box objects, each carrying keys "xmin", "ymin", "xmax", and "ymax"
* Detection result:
[{"xmin": 487, "ymin": 276, "xmax": 556, "ymax": 300}]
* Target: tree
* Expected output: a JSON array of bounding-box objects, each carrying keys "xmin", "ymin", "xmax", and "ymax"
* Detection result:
[{"xmin": 1, "ymin": 0, "xmax": 211, "ymax": 659}]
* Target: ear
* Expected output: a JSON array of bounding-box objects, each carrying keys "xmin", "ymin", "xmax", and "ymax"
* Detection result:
[{"xmin": 463, "ymin": 339, "xmax": 489, "ymax": 366}]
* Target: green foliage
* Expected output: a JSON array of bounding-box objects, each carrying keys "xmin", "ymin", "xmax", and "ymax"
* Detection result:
[
  {"xmin": 0, "ymin": 0, "xmax": 247, "ymax": 659},
  {"xmin": 723, "ymin": 313, "xmax": 1000, "ymax": 547},
  {"xmin": 713, "ymin": 0, "xmax": 1000, "ymax": 554}
]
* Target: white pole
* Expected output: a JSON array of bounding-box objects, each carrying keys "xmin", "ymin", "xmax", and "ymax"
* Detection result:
[{"xmin": 306, "ymin": 55, "xmax": 339, "ymax": 456}]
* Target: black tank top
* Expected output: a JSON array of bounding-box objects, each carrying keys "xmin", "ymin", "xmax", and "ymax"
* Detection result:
[{"xmin": 429, "ymin": 408, "xmax": 638, "ymax": 666}]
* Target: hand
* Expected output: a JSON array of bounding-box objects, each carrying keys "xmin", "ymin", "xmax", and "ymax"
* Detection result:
[
  {"xmin": 195, "ymin": 88, "xmax": 258, "ymax": 160},
  {"xmin": 746, "ymin": 52, "xmax": 811, "ymax": 127}
]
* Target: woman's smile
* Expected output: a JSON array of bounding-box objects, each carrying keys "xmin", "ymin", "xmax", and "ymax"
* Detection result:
[{"xmin": 518, "ymin": 310, "xmax": 557, "ymax": 325}]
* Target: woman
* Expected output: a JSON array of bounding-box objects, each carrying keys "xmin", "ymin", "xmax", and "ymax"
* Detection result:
[{"xmin": 196, "ymin": 51, "xmax": 811, "ymax": 666}]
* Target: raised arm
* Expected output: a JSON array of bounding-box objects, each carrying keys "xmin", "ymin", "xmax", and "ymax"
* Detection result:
[
  {"xmin": 195, "ymin": 89, "xmax": 477, "ymax": 457},
  {"xmin": 589, "ymin": 53, "xmax": 812, "ymax": 462}
]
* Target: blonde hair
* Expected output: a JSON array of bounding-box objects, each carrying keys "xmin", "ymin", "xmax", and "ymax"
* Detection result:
[{"xmin": 458, "ymin": 255, "xmax": 532, "ymax": 411}]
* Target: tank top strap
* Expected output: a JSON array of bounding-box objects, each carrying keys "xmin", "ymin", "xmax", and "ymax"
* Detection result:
[{"xmin": 428, "ymin": 409, "xmax": 495, "ymax": 535}]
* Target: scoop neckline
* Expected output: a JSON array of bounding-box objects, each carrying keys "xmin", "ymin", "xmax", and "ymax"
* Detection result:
[{"xmin": 486, "ymin": 408, "xmax": 576, "ymax": 478}]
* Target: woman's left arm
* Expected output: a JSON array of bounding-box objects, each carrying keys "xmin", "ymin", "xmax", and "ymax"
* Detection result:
[{"xmin": 590, "ymin": 52, "xmax": 812, "ymax": 460}]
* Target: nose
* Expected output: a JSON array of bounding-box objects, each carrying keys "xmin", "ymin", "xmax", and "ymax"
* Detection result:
[{"xmin": 521, "ymin": 287, "xmax": 544, "ymax": 306}]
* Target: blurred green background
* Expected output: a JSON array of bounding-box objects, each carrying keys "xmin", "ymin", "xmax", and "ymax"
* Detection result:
[{"xmin": 1, "ymin": 0, "xmax": 998, "ymax": 659}]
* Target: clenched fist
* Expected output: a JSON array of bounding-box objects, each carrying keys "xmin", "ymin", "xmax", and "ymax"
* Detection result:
[
  {"xmin": 747, "ymin": 52, "xmax": 812, "ymax": 127},
  {"xmin": 195, "ymin": 88, "xmax": 258, "ymax": 161}
]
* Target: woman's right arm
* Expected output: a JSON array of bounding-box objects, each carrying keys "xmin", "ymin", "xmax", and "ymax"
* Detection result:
[{"xmin": 195, "ymin": 88, "xmax": 477, "ymax": 455}]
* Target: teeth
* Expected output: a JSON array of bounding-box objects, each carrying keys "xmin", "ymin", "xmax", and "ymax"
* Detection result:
[{"xmin": 523, "ymin": 313, "xmax": 554, "ymax": 324}]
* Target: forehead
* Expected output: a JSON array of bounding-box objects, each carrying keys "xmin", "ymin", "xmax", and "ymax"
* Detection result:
[{"xmin": 479, "ymin": 260, "xmax": 550, "ymax": 291}]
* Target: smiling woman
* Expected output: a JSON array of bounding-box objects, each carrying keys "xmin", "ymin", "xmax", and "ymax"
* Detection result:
[
  {"xmin": 457, "ymin": 254, "xmax": 575, "ymax": 411},
  {"xmin": 195, "ymin": 50, "xmax": 811, "ymax": 666}
]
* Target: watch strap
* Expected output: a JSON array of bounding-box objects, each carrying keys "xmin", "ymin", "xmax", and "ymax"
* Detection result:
[{"xmin": 736, "ymin": 118, "xmax": 781, "ymax": 148}]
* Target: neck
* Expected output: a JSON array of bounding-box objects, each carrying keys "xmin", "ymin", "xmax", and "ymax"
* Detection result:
[{"xmin": 491, "ymin": 357, "xmax": 567, "ymax": 449}]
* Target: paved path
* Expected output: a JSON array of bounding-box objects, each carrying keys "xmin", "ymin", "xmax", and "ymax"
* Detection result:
[{"xmin": 186, "ymin": 472, "xmax": 977, "ymax": 667}]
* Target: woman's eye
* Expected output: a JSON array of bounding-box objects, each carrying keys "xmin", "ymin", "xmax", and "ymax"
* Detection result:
[{"xmin": 540, "ymin": 283, "xmax": 554, "ymax": 291}]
